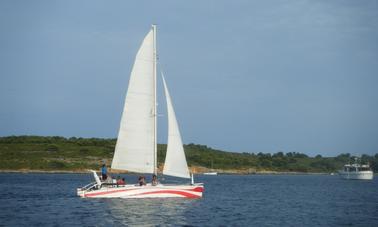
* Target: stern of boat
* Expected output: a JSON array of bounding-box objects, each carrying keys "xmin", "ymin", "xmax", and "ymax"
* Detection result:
[
  {"xmin": 77, "ymin": 188, "xmax": 85, "ymax": 197},
  {"xmin": 77, "ymin": 181, "xmax": 98, "ymax": 198}
]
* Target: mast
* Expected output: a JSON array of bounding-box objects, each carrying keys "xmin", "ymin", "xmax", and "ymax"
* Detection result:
[{"xmin": 152, "ymin": 24, "xmax": 157, "ymax": 176}]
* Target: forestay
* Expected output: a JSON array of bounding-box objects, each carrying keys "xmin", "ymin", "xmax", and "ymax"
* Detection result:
[
  {"xmin": 111, "ymin": 29, "xmax": 155, "ymax": 173},
  {"xmin": 162, "ymin": 75, "xmax": 191, "ymax": 179}
]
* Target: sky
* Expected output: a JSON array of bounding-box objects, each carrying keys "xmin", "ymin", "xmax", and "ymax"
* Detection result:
[{"xmin": 0, "ymin": 0, "xmax": 377, "ymax": 157}]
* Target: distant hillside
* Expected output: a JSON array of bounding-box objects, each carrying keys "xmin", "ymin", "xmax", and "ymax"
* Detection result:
[{"xmin": 1, "ymin": 136, "xmax": 377, "ymax": 173}]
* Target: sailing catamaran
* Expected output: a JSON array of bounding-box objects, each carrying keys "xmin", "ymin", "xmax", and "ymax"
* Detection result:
[{"xmin": 77, "ymin": 25, "xmax": 204, "ymax": 198}]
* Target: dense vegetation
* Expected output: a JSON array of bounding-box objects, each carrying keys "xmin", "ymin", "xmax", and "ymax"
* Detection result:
[{"xmin": 1, "ymin": 136, "xmax": 377, "ymax": 173}]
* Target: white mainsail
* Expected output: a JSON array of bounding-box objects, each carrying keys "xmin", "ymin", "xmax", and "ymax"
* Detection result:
[
  {"xmin": 162, "ymin": 75, "xmax": 191, "ymax": 179},
  {"xmin": 111, "ymin": 28, "xmax": 155, "ymax": 173}
]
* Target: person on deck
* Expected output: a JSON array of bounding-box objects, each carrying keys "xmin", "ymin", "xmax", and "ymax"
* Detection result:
[
  {"xmin": 101, "ymin": 164, "xmax": 107, "ymax": 181},
  {"xmin": 138, "ymin": 176, "xmax": 146, "ymax": 186},
  {"xmin": 151, "ymin": 174, "xmax": 158, "ymax": 186},
  {"xmin": 116, "ymin": 176, "xmax": 125, "ymax": 185}
]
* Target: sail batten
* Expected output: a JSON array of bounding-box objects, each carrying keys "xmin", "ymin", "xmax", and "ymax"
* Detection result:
[{"xmin": 162, "ymin": 75, "xmax": 191, "ymax": 179}]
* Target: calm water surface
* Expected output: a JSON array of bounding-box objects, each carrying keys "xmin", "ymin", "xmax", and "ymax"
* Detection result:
[{"xmin": 0, "ymin": 173, "xmax": 377, "ymax": 226}]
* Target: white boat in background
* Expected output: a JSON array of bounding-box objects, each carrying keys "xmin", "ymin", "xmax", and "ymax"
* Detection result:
[
  {"xmin": 203, "ymin": 160, "xmax": 217, "ymax": 175},
  {"xmin": 203, "ymin": 172, "xmax": 218, "ymax": 176},
  {"xmin": 338, "ymin": 158, "xmax": 374, "ymax": 180},
  {"xmin": 77, "ymin": 25, "xmax": 203, "ymax": 198}
]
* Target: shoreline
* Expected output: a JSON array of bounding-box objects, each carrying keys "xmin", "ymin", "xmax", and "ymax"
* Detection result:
[{"xmin": 0, "ymin": 169, "xmax": 333, "ymax": 175}]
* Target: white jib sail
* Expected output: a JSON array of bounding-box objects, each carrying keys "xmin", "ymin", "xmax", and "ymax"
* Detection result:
[
  {"xmin": 111, "ymin": 28, "xmax": 155, "ymax": 173},
  {"xmin": 162, "ymin": 75, "xmax": 191, "ymax": 179}
]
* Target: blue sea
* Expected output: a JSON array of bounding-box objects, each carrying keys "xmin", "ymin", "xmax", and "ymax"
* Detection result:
[{"xmin": 0, "ymin": 173, "xmax": 377, "ymax": 226}]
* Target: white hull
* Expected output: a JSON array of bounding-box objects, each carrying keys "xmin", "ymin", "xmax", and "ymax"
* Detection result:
[
  {"xmin": 77, "ymin": 183, "xmax": 204, "ymax": 199},
  {"xmin": 338, "ymin": 171, "xmax": 374, "ymax": 180}
]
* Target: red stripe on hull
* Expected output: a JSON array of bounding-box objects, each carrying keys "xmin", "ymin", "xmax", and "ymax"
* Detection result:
[
  {"xmin": 190, "ymin": 187, "xmax": 204, "ymax": 192},
  {"xmin": 137, "ymin": 190, "xmax": 201, "ymax": 198}
]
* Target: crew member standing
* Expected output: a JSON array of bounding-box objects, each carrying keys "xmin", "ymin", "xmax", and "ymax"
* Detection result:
[{"xmin": 101, "ymin": 164, "xmax": 107, "ymax": 181}]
